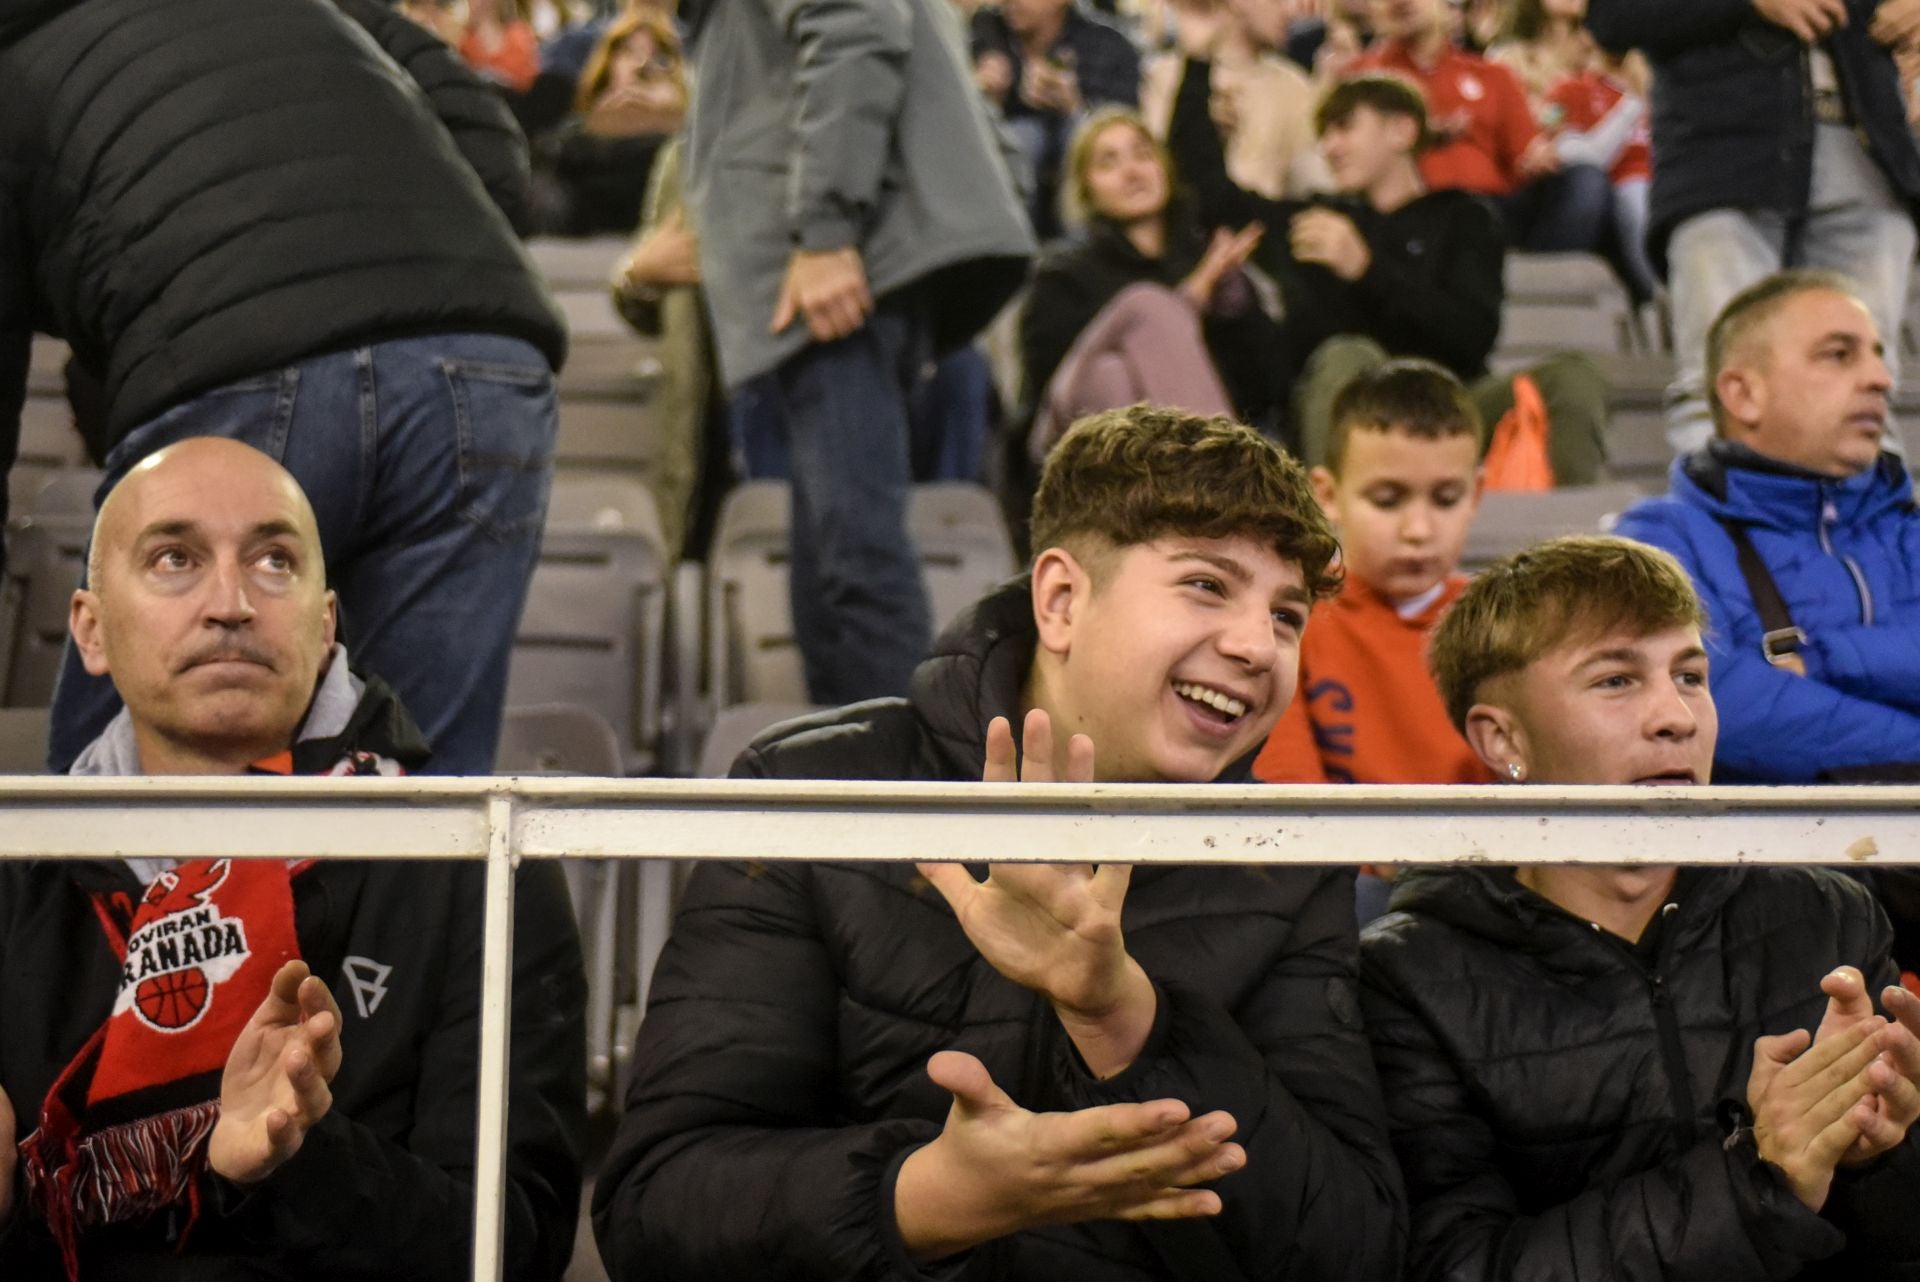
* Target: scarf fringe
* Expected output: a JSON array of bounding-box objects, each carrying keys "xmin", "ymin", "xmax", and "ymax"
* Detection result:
[{"xmin": 22, "ymin": 1100, "xmax": 220, "ymax": 1282}]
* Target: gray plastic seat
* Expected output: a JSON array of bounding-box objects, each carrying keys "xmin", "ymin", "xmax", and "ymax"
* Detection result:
[
  {"xmin": 1461, "ymin": 483, "xmax": 1651, "ymax": 574},
  {"xmin": 504, "ymin": 476, "xmax": 669, "ymax": 774}
]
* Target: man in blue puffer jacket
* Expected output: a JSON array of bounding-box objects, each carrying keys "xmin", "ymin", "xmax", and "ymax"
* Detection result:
[{"xmin": 1614, "ymin": 269, "xmax": 1920, "ymax": 783}]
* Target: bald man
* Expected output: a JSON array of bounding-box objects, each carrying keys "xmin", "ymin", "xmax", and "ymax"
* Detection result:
[
  {"xmin": 1615, "ymin": 270, "xmax": 1920, "ymax": 784},
  {"xmin": 0, "ymin": 438, "xmax": 587, "ymax": 1280}
]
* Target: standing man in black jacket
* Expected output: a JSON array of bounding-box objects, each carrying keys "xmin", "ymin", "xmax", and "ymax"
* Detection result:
[
  {"xmin": 1587, "ymin": 0, "xmax": 1920, "ymax": 458},
  {"xmin": 593, "ymin": 406, "xmax": 1405, "ymax": 1281},
  {"xmin": 0, "ymin": 0, "xmax": 570, "ymax": 775},
  {"xmin": 1364, "ymin": 534, "xmax": 1920, "ymax": 1280},
  {"xmin": 0, "ymin": 437, "xmax": 586, "ymax": 1280}
]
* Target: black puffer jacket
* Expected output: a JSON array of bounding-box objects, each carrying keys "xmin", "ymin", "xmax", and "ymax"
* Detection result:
[
  {"xmin": 592, "ymin": 579, "xmax": 1405, "ymax": 1282},
  {"xmin": 0, "ymin": 0, "xmax": 566, "ymax": 466},
  {"xmin": 1587, "ymin": 0, "xmax": 1920, "ymax": 274},
  {"xmin": 1362, "ymin": 864, "xmax": 1920, "ymax": 1281}
]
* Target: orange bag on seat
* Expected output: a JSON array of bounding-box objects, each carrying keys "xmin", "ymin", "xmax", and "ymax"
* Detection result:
[{"xmin": 1481, "ymin": 372, "xmax": 1555, "ymax": 492}]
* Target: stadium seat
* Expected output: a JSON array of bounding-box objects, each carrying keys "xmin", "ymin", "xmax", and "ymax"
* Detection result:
[
  {"xmin": 0, "ymin": 470, "xmax": 100, "ymax": 707},
  {"xmin": 697, "ymin": 701, "xmax": 823, "ymax": 779},
  {"xmin": 705, "ymin": 481, "xmax": 1018, "ymax": 708},
  {"xmin": 525, "ymin": 236, "xmax": 631, "ymax": 290},
  {"xmin": 505, "ymin": 475, "xmax": 669, "ymax": 774},
  {"xmin": 1461, "ymin": 482, "xmax": 1651, "ymax": 573},
  {"xmin": 1495, "ymin": 252, "xmax": 1639, "ymax": 364},
  {"xmin": 0, "ymin": 706, "xmax": 49, "ymax": 772},
  {"xmin": 496, "ymin": 703, "xmax": 628, "ymax": 1116}
]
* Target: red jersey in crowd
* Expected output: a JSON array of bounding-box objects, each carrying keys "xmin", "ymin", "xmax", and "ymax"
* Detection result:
[
  {"xmin": 1543, "ymin": 70, "xmax": 1652, "ymax": 185},
  {"xmin": 1356, "ymin": 40, "xmax": 1539, "ymax": 196},
  {"xmin": 1254, "ymin": 573, "xmax": 1493, "ymax": 786}
]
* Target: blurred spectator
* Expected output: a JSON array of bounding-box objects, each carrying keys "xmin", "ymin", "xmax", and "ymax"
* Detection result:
[
  {"xmin": 1141, "ymin": 0, "xmax": 1332, "ymax": 199},
  {"xmin": 531, "ymin": 6, "xmax": 683, "ymax": 234},
  {"xmin": 1589, "ymin": 0, "xmax": 1920, "ymax": 457},
  {"xmin": 971, "ymin": 0, "xmax": 1142, "ymax": 238},
  {"xmin": 680, "ymin": 0, "xmax": 1033, "ymax": 705},
  {"xmin": 1490, "ymin": 0, "xmax": 1657, "ymax": 298},
  {"xmin": 1285, "ymin": 0, "xmax": 1373, "ymax": 73},
  {"xmin": 1168, "ymin": 56, "xmax": 1610, "ymax": 479},
  {"xmin": 1356, "ymin": 0, "xmax": 1612, "ymax": 260},
  {"xmin": 1457, "ymin": 0, "xmax": 1503, "ymax": 50},
  {"xmin": 610, "ymin": 140, "xmax": 721, "ymax": 562},
  {"xmin": 1257, "ymin": 359, "xmax": 1494, "ymax": 788},
  {"xmin": 460, "ymin": 0, "xmax": 541, "ymax": 91},
  {"xmin": 1613, "ymin": 271, "xmax": 1920, "ymax": 783},
  {"xmin": 0, "ymin": 0, "xmax": 567, "ymax": 775},
  {"xmin": 1021, "ymin": 110, "xmax": 1278, "ymax": 458}
]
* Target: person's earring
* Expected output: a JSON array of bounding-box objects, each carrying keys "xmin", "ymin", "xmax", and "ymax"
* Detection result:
[{"xmin": 1507, "ymin": 762, "xmax": 1525, "ymax": 782}]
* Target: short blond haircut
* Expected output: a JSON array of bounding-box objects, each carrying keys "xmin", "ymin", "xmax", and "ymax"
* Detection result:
[{"xmin": 1428, "ymin": 536, "xmax": 1707, "ymax": 730}]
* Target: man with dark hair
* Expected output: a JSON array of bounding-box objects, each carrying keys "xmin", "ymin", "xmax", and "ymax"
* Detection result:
[
  {"xmin": 972, "ymin": 0, "xmax": 1141, "ymax": 239},
  {"xmin": 1368, "ymin": 532, "xmax": 1920, "ymax": 1279},
  {"xmin": 0, "ymin": 437, "xmax": 587, "ymax": 1280},
  {"xmin": 593, "ymin": 405, "xmax": 1405, "ymax": 1281},
  {"xmin": 1614, "ymin": 270, "xmax": 1920, "ymax": 782},
  {"xmin": 1588, "ymin": 0, "xmax": 1920, "ymax": 456},
  {"xmin": 1165, "ymin": 34, "xmax": 1609, "ymax": 480},
  {"xmin": 0, "ymin": 0, "xmax": 570, "ymax": 775}
]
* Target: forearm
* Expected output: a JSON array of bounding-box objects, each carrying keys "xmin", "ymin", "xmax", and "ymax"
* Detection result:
[
  {"xmin": 1552, "ymin": 95, "xmax": 1645, "ymax": 170},
  {"xmin": 596, "ymin": 1118, "xmax": 943, "ymax": 1281},
  {"xmin": 1167, "ymin": 58, "xmax": 1281, "ymax": 231},
  {"xmin": 214, "ymin": 1108, "xmax": 560, "ymax": 1281},
  {"xmin": 1054, "ymin": 955, "xmax": 1157, "ymax": 1079},
  {"xmin": 1061, "ymin": 979, "xmax": 1403, "ymax": 1282},
  {"xmin": 1811, "ymin": 624, "xmax": 1920, "ymax": 715}
]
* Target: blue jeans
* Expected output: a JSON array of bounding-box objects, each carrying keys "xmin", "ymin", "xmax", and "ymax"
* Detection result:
[
  {"xmin": 1665, "ymin": 123, "xmax": 1917, "ymax": 454},
  {"xmin": 760, "ymin": 307, "xmax": 934, "ymax": 705},
  {"xmin": 47, "ymin": 334, "xmax": 557, "ymax": 775},
  {"xmin": 1497, "ymin": 163, "xmax": 1612, "ymax": 254}
]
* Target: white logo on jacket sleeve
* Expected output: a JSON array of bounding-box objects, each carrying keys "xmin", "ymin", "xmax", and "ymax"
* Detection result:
[{"xmin": 343, "ymin": 956, "xmax": 394, "ymax": 1018}]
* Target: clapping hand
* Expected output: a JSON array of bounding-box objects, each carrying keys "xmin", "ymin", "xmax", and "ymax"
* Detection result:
[
  {"xmin": 1748, "ymin": 1016, "xmax": 1890, "ymax": 1210},
  {"xmin": 207, "ymin": 961, "xmax": 343, "ymax": 1185},
  {"xmin": 1872, "ymin": 0, "xmax": 1920, "ymax": 48},
  {"xmin": 1812, "ymin": 966, "xmax": 1920, "ymax": 1165},
  {"xmin": 893, "ymin": 1050, "xmax": 1242, "ymax": 1261},
  {"xmin": 1181, "ymin": 223, "xmax": 1265, "ymax": 309},
  {"xmin": 920, "ymin": 711, "xmax": 1157, "ymax": 1078}
]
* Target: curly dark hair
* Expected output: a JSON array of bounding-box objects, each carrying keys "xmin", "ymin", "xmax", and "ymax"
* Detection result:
[{"xmin": 1030, "ymin": 405, "xmax": 1343, "ymax": 601}]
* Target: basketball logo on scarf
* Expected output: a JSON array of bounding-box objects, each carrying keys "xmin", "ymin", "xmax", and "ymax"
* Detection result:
[{"xmin": 114, "ymin": 860, "xmax": 252, "ymax": 1032}]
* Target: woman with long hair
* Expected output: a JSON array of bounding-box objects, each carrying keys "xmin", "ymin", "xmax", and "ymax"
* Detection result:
[{"xmin": 1020, "ymin": 108, "xmax": 1276, "ymax": 460}]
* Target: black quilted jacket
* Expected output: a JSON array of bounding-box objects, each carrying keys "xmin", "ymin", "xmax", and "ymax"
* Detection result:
[
  {"xmin": 592, "ymin": 578, "xmax": 1406, "ymax": 1282},
  {"xmin": 1362, "ymin": 864, "xmax": 1920, "ymax": 1281},
  {"xmin": 0, "ymin": 0, "xmax": 565, "ymax": 471}
]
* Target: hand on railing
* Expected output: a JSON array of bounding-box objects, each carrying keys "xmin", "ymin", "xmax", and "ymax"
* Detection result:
[
  {"xmin": 921, "ymin": 712, "xmax": 1158, "ymax": 1079},
  {"xmin": 208, "ymin": 961, "xmax": 343, "ymax": 1185},
  {"xmin": 892, "ymin": 1049, "xmax": 1241, "ymax": 1262}
]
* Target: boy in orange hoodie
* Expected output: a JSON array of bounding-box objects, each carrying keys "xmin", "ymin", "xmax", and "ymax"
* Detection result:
[{"xmin": 1257, "ymin": 358, "xmax": 1492, "ymax": 788}]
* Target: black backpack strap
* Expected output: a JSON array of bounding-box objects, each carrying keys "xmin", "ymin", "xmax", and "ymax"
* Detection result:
[{"xmin": 1715, "ymin": 519, "xmax": 1806, "ymax": 667}]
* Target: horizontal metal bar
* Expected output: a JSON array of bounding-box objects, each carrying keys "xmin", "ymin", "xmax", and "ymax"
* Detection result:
[{"xmin": 0, "ymin": 778, "xmax": 1914, "ymax": 865}]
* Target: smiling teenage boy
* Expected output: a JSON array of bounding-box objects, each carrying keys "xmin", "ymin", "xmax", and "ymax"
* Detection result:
[
  {"xmin": 593, "ymin": 405, "xmax": 1406, "ymax": 1282},
  {"xmin": 1363, "ymin": 535, "xmax": 1920, "ymax": 1279},
  {"xmin": 1257, "ymin": 359, "xmax": 1492, "ymax": 788}
]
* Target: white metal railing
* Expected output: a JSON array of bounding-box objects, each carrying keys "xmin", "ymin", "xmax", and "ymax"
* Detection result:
[{"xmin": 4, "ymin": 775, "xmax": 1919, "ymax": 1280}]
